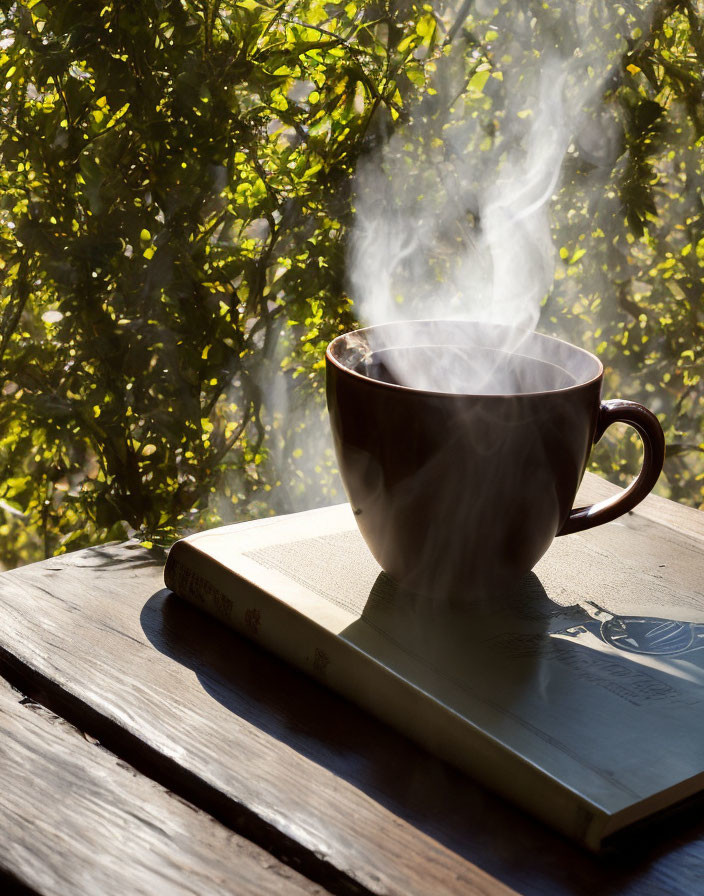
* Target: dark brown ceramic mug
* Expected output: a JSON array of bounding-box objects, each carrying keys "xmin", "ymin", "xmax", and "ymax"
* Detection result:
[{"xmin": 326, "ymin": 320, "xmax": 665, "ymax": 597}]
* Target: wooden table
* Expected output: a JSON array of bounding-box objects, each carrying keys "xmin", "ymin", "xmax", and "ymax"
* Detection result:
[{"xmin": 1, "ymin": 473, "xmax": 704, "ymax": 896}]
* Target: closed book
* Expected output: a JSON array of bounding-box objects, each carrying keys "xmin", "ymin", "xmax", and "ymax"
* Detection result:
[{"xmin": 164, "ymin": 499, "xmax": 704, "ymax": 850}]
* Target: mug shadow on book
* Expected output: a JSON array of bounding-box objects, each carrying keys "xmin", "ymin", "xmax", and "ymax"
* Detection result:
[
  {"xmin": 142, "ymin": 566, "xmax": 704, "ymax": 877},
  {"xmin": 339, "ymin": 571, "xmax": 557, "ymax": 708},
  {"xmin": 141, "ymin": 584, "xmax": 582, "ymax": 885},
  {"xmin": 348, "ymin": 570, "xmax": 704, "ymax": 702}
]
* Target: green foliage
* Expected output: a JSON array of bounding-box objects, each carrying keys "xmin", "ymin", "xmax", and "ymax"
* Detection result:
[
  {"xmin": 543, "ymin": 0, "xmax": 704, "ymax": 504},
  {"xmin": 0, "ymin": 0, "xmax": 416, "ymax": 564},
  {"xmin": 0, "ymin": 0, "xmax": 702, "ymax": 567}
]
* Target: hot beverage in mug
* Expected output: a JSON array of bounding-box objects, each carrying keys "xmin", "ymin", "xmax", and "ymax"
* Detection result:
[{"xmin": 326, "ymin": 320, "xmax": 665, "ymax": 597}]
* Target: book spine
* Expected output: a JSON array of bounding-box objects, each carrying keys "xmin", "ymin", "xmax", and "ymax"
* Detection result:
[
  {"xmin": 164, "ymin": 538, "xmax": 607, "ymax": 851},
  {"xmin": 164, "ymin": 541, "xmax": 243, "ymax": 628},
  {"xmin": 164, "ymin": 539, "xmax": 358, "ymax": 687}
]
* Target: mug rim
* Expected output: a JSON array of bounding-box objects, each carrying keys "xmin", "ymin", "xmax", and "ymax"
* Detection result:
[{"xmin": 326, "ymin": 319, "xmax": 604, "ymax": 399}]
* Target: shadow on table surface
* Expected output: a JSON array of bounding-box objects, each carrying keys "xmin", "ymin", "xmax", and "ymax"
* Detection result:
[{"xmin": 140, "ymin": 585, "xmax": 704, "ymax": 896}]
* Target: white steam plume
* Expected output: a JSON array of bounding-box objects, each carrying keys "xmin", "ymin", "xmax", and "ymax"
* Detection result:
[{"xmin": 349, "ymin": 1, "xmax": 650, "ymax": 340}]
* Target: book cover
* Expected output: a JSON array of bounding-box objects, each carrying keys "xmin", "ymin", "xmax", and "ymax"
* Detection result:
[{"xmin": 164, "ymin": 502, "xmax": 704, "ymax": 850}]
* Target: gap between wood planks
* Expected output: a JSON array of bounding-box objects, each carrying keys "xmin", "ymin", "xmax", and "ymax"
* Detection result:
[
  {"xmin": 0, "ymin": 676, "xmax": 330, "ymax": 896},
  {"xmin": 0, "ymin": 652, "xmax": 372, "ymax": 896},
  {"xmin": 1, "ymin": 687, "xmax": 49, "ymax": 896}
]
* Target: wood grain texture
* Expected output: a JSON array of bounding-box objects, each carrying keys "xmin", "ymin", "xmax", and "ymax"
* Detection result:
[
  {"xmin": 0, "ymin": 542, "xmax": 516, "ymax": 896},
  {"xmin": 0, "ymin": 475, "xmax": 703, "ymax": 896},
  {"xmin": 0, "ymin": 677, "xmax": 326, "ymax": 896},
  {"xmin": 577, "ymin": 471, "xmax": 704, "ymax": 543}
]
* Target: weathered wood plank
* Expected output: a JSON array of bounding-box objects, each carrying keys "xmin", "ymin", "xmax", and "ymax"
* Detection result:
[
  {"xmin": 0, "ymin": 478, "xmax": 703, "ymax": 896},
  {"xmin": 0, "ymin": 676, "xmax": 326, "ymax": 896},
  {"xmin": 0, "ymin": 542, "xmax": 517, "ymax": 896},
  {"xmin": 578, "ymin": 471, "xmax": 704, "ymax": 543}
]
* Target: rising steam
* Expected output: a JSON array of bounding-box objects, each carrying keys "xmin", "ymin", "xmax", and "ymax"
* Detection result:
[{"xmin": 349, "ymin": 1, "xmax": 650, "ymax": 345}]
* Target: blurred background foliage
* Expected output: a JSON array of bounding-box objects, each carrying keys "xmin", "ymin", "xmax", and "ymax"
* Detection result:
[{"xmin": 0, "ymin": 0, "xmax": 702, "ymax": 568}]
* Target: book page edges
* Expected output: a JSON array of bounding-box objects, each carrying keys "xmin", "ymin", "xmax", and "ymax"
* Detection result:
[{"xmin": 598, "ymin": 770, "xmax": 704, "ymax": 848}]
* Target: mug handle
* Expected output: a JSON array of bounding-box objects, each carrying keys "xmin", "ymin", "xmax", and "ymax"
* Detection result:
[{"xmin": 558, "ymin": 399, "xmax": 666, "ymax": 536}]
